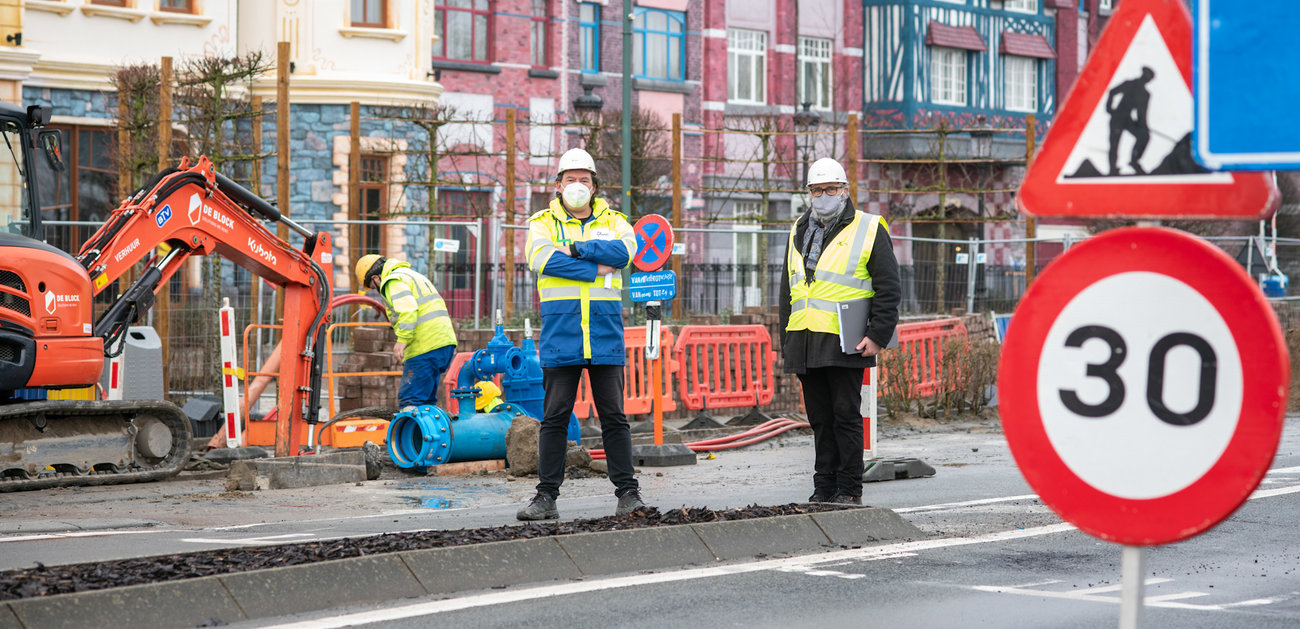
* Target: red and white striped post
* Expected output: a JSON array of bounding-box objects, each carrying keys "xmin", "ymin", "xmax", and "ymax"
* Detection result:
[
  {"xmin": 219, "ymin": 298, "xmax": 243, "ymax": 448},
  {"xmin": 860, "ymin": 366, "xmax": 878, "ymax": 459},
  {"xmin": 105, "ymin": 354, "xmax": 124, "ymax": 400}
]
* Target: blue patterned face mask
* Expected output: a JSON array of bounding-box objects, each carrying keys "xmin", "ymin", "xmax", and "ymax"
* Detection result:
[{"xmin": 809, "ymin": 191, "xmax": 846, "ymax": 223}]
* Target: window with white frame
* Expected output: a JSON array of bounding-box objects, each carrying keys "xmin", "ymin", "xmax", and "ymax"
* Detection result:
[
  {"xmin": 1005, "ymin": 55, "xmax": 1037, "ymax": 112},
  {"xmin": 798, "ymin": 36, "xmax": 833, "ymax": 110},
  {"xmin": 633, "ymin": 8, "xmax": 685, "ymax": 81},
  {"xmin": 728, "ymin": 29, "xmax": 767, "ymax": 104},
  {"xmin": 1004, "ymin": 0, "xmax": 1037, "ymax": 13},
  {"xmin": 931, "ymin": 47, "xmax": 967, "ymax": 106}
]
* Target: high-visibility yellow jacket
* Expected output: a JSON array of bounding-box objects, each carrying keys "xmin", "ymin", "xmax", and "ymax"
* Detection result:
[
  {"xmin": 377, "ymin": 259, "xmax": 456, "ymax": 360},
  {"xmin": 527, "ymin": 197, "xmax": 636, "ymax": 367},
  {"xmin": 779, "ymin": 201, "xmax": 900, "ymax": 373},
  {"xmin": 786, "ymin": 210, "xmax": 885, "ymax": 335}
]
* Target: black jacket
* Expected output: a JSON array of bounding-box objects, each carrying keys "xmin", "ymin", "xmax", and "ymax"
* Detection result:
[{"xmin": 778, "ymin": 200, "xmax": 901, "ymax": 373}]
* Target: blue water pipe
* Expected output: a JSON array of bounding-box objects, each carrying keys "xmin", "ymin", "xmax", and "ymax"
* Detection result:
[
  {"xmin": 387, "ymin": 314, "xmax": 581, "ymax": 468},
  {"xmin": 388, "ymin": 403, "xmax": 519, "ymax": 468},
  {"xmin": 450, "ymin": 315, "xmax": 581, "ymax": 443}
]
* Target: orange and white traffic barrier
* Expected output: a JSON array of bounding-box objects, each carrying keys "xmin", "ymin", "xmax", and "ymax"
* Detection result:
[
  {"xmin": 219, "ymin": 298, "xmax": 244, "ymax": 448},
  {"xmin": 105, "ymin": 353, "xmax": 124, "ymax": 401},
  {"xmin": 860, "ymin": 366, "xmax": 878, "ymax": 458}
]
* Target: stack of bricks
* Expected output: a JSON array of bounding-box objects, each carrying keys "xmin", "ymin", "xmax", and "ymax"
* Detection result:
[{"xmin": 337, "ymin": 326, "xmax": 400, "ymax": 412}]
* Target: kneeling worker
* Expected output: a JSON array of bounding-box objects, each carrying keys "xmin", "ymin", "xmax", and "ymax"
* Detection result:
[
  {"xmin": 516, "ymin": 147, "xmax": 644, "ymax": 521},
  {"xmin": 354, "ymin": 254, "xmax": 458, "ymax": 409}
]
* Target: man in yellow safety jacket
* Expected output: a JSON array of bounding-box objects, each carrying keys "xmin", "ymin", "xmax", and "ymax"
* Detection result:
[
  {"xmin": 354, "ymin": 255, "xmax": 458, "ymax": 409},
  {"xmin": 516, "ymin": 147, "xmax": 645, "ymax": 521},
  {"xmin": 779, "ymin": 157, "xmax": 900, "ymax": 506}
]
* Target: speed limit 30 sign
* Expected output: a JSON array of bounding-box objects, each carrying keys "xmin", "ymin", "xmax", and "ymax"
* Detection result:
[{"xmin": 1000, "ymin": 227, "xmax": 1288, "ymax": 546}]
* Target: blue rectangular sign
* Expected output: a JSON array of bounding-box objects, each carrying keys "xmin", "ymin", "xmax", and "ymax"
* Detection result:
[
  {"xmin": 1194, "ymin": 0, "xmax": 1300, "ymax": 169},
  {"xmin": 628, "ymin": 270, "xmax": 677, "ymax": 303}
]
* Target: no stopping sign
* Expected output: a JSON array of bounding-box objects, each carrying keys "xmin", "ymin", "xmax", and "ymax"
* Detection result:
[{"xmin": 999, "ymin": 227, "xmax": 1288, "ymax": 546}]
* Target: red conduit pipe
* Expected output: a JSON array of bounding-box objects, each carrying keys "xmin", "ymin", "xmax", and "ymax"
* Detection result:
[{"xmin": 589, "ymin": 416, "xmax": 811, "ymax": 460}]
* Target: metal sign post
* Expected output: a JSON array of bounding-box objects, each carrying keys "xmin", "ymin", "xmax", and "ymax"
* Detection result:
[
  {"xmin": 645, "ymin": 300, "xmax": 663, "ymax": 445},
  {"xmin": 627, "ymin": 215, "xmax": 693, "ymax": 466}
]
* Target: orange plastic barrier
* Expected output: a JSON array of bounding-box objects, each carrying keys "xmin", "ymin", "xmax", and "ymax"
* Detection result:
[
  {"xmin": 571, "ymin": 327, "xmax": 678, "ymax": 420},
  {"xmin": 672, "ymin": 325, "xmax": 775, "ymax": 412},
  {"xmin": 880, "ymin": 318, "xmax": 969, "ymax": 398}
]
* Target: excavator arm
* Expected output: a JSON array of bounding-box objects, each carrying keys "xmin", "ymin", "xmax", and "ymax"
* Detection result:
[{"xmin": 76, "ymin": 156, "xmax": 334, "ymax": 456}]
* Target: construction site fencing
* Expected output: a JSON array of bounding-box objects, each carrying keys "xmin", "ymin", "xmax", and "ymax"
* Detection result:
[{"xmin": 47, "ymin": 215, "xmax": 1300, "ymax": 403}]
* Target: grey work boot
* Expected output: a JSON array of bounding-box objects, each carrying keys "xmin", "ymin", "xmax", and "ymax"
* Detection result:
[
  {"xmin": 516, "ymin": 493, "xmax": 559, "ymax": 521},
  {"xmin": 615, "ymin": 490, "xmax": 646, "ymax": 516}
]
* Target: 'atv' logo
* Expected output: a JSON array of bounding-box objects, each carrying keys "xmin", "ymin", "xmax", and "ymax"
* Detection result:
[{"xmin": 188, "ymin": 193, "xmax": 202, "ymax": 226}]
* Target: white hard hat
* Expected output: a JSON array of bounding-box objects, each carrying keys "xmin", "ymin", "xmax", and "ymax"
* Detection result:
[
  {"xmin": 806, "ymin": 157, "xmax": 848, "ymax": 187},
  {"xmin": 557, "ymin": 148, "xmax": 597, "ymax": 178}
]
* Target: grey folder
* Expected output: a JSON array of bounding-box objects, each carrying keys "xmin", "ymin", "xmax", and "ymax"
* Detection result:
[{"xmin": 837, "ymin": 298, "xmax": 900, "ymax": 354}]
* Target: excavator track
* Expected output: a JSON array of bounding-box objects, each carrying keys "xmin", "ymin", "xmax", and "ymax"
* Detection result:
[{"xmin": 0, "ymin": 399, "xmax": 192, "ymax": 492}]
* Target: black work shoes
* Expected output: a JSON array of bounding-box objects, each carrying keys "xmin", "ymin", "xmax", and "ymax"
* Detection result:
[
  {"xmin": 615, "ymin": 490, "xmax": 646, "ymax": 516},
  {"xmin": 808, "ymin": 491, "xmax": 834, "ymax": 503},
  {"xmin": 516, "ymin": 493, "xmax": 559, "ymax": 521},
  {"xmin": 830, "ymin": 494, "xmax": 863, "ymax": 506}
]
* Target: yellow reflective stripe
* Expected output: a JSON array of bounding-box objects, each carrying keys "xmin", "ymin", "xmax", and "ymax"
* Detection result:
[
  {"xmin": 589, "ymin": 287, "xmax": 621, "ymax": 300},
  {"xmin": 396, "ymin": 321, "xmax": 417, "ymax": 331}
]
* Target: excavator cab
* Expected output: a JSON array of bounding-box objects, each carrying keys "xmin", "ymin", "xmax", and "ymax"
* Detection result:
[{"xmin": 0, "ymin": 103, "xmax": 62, "ymax": 240}]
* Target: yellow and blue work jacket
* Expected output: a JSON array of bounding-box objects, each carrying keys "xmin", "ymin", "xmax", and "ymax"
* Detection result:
[
  {"xmin": 527, "ymin": 197, "xmax": 636, "ymax": 367},
  {"xmin": 377, "ymin": 259, "xmax": 457, "ymax": 361},
  {"xmin": 786, "ymin": 210, "xmax": 886, "ymax": 335}
]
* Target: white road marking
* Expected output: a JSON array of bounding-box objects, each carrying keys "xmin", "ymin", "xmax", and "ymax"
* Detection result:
[
  {"xmin": 895, "ymin": 494, "xmax": 1040, "ymax": 513},
  {"xmin": 256, "ymin": 523, "xmax": 1079, "ymax": 629},
  {"xmin": 971, "ymin": 579, "xmax": 1274, "ymax": 612},
  {"xmin": 178, "ymin": 533, "xmax": 317, "ymax": 545},
  {"xmin": 0, "ymin": 530, "xmax": 173, "ymax": 543}
]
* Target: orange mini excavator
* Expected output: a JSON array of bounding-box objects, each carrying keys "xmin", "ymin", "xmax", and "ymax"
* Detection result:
[{"xmin": 0, "ymin": 105, "xmax": 332, "ymax": 490}]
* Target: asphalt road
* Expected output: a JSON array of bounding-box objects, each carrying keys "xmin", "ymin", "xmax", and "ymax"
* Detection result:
[
  {"xmin": 224, "ymin": 462, "xmax": 1300, "ymax": 629},
  {"xmin": 3, "ymin": 415, "xmax": 1298, "ymax": 628}
]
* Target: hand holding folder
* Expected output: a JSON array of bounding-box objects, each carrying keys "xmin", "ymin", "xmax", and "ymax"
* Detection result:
[{"xmin": 838, "ymin": 298, "xmax": 899, "ymax": 354}]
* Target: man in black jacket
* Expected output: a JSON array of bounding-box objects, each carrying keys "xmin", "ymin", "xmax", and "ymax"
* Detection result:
[{"xmin": 779, "ymin": 157, "xmax": 901, "ymax": 505}]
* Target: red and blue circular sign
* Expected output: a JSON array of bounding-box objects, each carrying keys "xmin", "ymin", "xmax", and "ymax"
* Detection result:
[
  {"xmin": 999, "ymin": 227, "xmax": 1287, "ymax": 546},
  {"xmin": 632, "ymin": 214, "xmax": 674, "ymax": 272}
]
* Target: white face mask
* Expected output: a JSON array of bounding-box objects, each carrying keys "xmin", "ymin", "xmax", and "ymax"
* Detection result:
[{"xmin": 562, "ymin": 182, "xmax": 592, "ymax": 209}]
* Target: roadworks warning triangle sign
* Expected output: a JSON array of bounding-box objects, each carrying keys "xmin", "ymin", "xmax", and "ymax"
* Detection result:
[{"xmin": 1017, "ymin": 0, "xmax": 1278, "ymax": 219}]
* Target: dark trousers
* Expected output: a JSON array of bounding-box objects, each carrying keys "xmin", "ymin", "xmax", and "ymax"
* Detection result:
[
  {"xmin": 537, "ymin": 364, "xmax": 638, "ymax": 498},
  {"xmin": 797, "ymin": 366, "xmax": 866, "ymax": 498}
]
